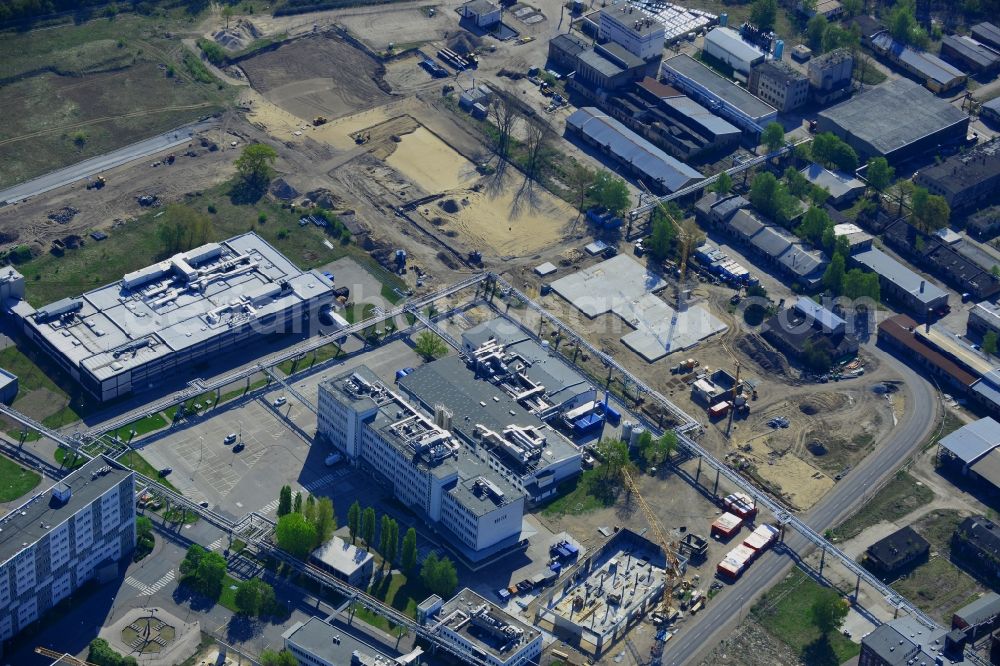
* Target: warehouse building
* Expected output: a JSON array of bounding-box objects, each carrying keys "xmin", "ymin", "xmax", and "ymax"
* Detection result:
[
  {"xmin": 717, "ymin": 209, "xmax": 829, "ymax": 289},
  {"xmin": 972, "ymin": 22, "xmax": 1000, "ymax": 52},
  {"xmin": 421, "ymin": 589, "xmax": 542, "ymax": 666},
  {"xmin": 940, "ymin": 34, "xmax": 1000, "ymax": 74},
  {"xmin": 878, "ymin": 315, "xmax": 977, "ymax": 393},
  {"xmin": 853, "ymin": 248, "xmax": 949, "ymax": 316},
  {"xmin": 863, "ymin": 525, "xmax": 930, "ymax": 578},
  {"xmin": 571, "ymin": 43, "xmax": 649, "ymax": 96},
  {"xmin": 565, "ymin": 107, "xmax": 703, "ymax": 193},
  {"xmin": 703, "ymin": 26, "xmax": 766, "ymax": 75},
  {"xmin": 548, "ymin": 33, "xmax": 590, "ymax": 70},
  {"xmin": 748, "ymin": 60, "xmax": 809, "ymax": 112},
  {"xmin": 11, "ymin": 233, "xmax": 335, "ymax": 402},
  {"xmin": 807, "ymin": 48, "xmax": 854, "ymax": 104},
  {"xmin": 605, "ymin": 78, "xmax": 741, "ymax": 159},
  {"xmin": 661, "ymin": 54, "xmax": 778, "ymax": 134},
  {"xmin": 0, "ymin": 457, "xmax": 135, "ymax": 644},
  {"xmin": 317, "ymin": 367, "xmax": 529, "ymax": 567},
  {"xmin": 800, "ymin": 163, "xmax": 865, "ymax": 206},
  {"xmin": 598, "ymin": 6, "xmax": 666, "ymax": 62},
  {"xmin": 914, "ymin": 138, "xmax": 1000, "ymax": 212},
  {"xmin": 952, "ymin": 593, "xmax": 1000, "ymax": 643},
  {"xmin": 871, "ymin": 31, "xmax": 967, "ymax": 94},
  {"xmin": 816, "ymin": 77, "xmax": 969, "ymax": 163}
]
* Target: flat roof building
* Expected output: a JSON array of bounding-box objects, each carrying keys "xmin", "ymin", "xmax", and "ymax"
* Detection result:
[
  {"xmin": 11, "ymin": 233, "xmax": 335, "ymax": 402},
  {"xmin": 859, "ymin": 615, "xmax": 952, "ymax": 666},
  {"xmin": 748, "ymin": 60, "xmax": 809, "ymax": 112},
  {"xmin": 871, "ymin": 31, "xmax": 967, "ymax": 94},
  {"xmin": 914, "ymin": 137, "xmax": 1000, "ymax": 212},
  {"xmin": 427, "ymin": 588, "xmax": 542, "ymax": 666},
  {"xmin": 969, "ymin": 300, "xmax": 1000, "ymax": 338},
  {"xmin": 816, "ymin": 77, "xmax": 969, "ymax": 163},
  {"xmin": 317, "ymin": 366, "xmax": 528, "ymax": 568},
  {"xmin": 565, "ymin": 106, "xmax": 703, "ymax": 193},
  {"xmin": 310, "ymin": 536, "xmax": 374, "ymax": 587},
  {"xmin": 283, "ymin": 617, "xmax": 415, "ymax": 666},
  {"xmin": 661, "ymin": 54, "xmax": 778, "ymax": 134},
  {"xmin": 0, "ymin": 456, "xmax": 135, "ymax": 644},
  {"xmin": 967, "ymin": 205, "xmax": 1000, "ymax": 241},
  {"xmin": 548, "ymin": 33, "xmax": 590, "ymax": 70},
  {"xmin": 800, "ymin": 163, "xmax": 865, "ymax": 206},
  {"xmin": 598, "ymin": 6, "xmax": 666, "ymax": 62},
  {"xmin": 460, "ymin": 0, "xmax": 501, "ymax": 28},
  {"xmin": 808, "ymin": 48, "xmax": 854, "ymax": 104},
  {"xmin": 572, "ymin": 43, "xmax": 649, "ymax": 94},
  {"xmin": 703, "ymin": 26, "xmax": 766, "ymax": 75},
  {"xmin": 863, "ymin": 525, "xmax": 930, "ymax": 577}
]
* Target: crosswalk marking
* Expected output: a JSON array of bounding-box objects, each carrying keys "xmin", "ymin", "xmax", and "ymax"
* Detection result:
[
  {"xmin": 124, "ymin": 570, "xmax": 175, "ymax": 596},
  {"xmin": 258, "ymin": 498, "xmax": 280, "ymax": 515},
  {"xmin": 302, "ymin": 473, "xmax": 336, "ymax": 492},
  {"xmin": 207, "ymin": 538, "xmax": 224, "ymax": 551}
]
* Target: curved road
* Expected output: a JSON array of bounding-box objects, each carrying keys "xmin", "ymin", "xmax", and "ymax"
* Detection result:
[
  {"xmin": 663, "ymin": 344, "xmax": 940, "ymax": 665},
  {"xmin": 0, "ymin": 118, "xmax": 218, "ymax": 205}
]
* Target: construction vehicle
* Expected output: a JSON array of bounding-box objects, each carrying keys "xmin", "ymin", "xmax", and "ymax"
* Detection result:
[
  {"xmin": 35, "ymin": 647, "xmax": 98, "ymax": 666},
  {"xmin": 355, "ymin": 132, "xmax": 370, "ymax": 145},
  {"xmin": 165, "ymin": 154, "xmax": 175, "ymax": 165},
  {"xmin": 620, "ymin": 468, "xmax": 683, "ymax": 664},
  {"xmin": 86, "ymin": 175, "xmax": 106, "ymax": 190},
  {"xmin": 313, "ymin": 116, "xmax": 328, "ymax": 126},
  {"xmin": 540, "ymin": 83, "xmax": 554, "ymax": 97}
]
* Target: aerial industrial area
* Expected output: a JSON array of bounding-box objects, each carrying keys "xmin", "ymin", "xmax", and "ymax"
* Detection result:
[{"xmin": 4, "ymin": 0, "xmax": 1000, "ymax": 663}]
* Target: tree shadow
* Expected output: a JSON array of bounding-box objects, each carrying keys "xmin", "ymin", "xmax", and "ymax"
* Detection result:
[
  {"xmin": 171, "ymin": 580, "xmax": 217, "ymax": 613},
  {"xmin": 226, "ymin": 613, "xmax": 262, "ymax": 643},
  {"xmin": 801, "ymin": 634, "xmax": 840, "ymax": 666},
  {"xmin": 228, "ymin": 179, "xmax": 267, "ymax": 206}
]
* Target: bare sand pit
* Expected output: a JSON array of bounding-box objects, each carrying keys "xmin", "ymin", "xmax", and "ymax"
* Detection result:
[
  {"xmin": 744, "ymin": 436, "xmax": 834, "ymax": 510},
  {"xmin": 423, "ymin": 185, "xmax": 575, "ymax": 257},
  {"xmin": 311, "ymin": 101, "xmax": 410, "ymax": 149},
  {"xmin": 386, "ymin": 126, "xmax": 478, "ymax": 192}
]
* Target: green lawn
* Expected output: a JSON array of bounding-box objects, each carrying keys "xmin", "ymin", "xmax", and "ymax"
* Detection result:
[
  {"xmin": 119, "ymin": 451, "xmax": 179, "ymax": 493},
  {"xmin": 0, "ymin": 341, "xmax": 99, "ymax": 432},
  {"xmin": 111, "ymin": 413, "xmax": 168, "ymax": 440},
  {"xmin": 0, "ymin": 454, "xmax": 41, "ymax": 502},
  {"xmin": 892, "ymin": 557, "xmax": 981, "ymax": 623},
  {"xmin": 752, "ymin": 569, "xmax": 860, "ymax": 666},
  {"xmin": 54, "ymin": 448, "xmax": 87, "ymax": 470},
  {"xmin": 277, "ymin": 342, "xmax": 342, "ymax": 376},
  {"xmin": 218, "ymin": 378, "xmax": 270, "ymax": 404},
  {"xmin": 829, "ymin": 471, "xmax": 934, "ymax": 542},
  {"xmin": 353, "ymin": 570, "xmax": 429, "ymax": 632},
  {"xmin": 218, "ymin": 574, "xmax": 241, "ymax": 613},
  {"xmin": 542, "ymin": 468, "xmax": 619, "ymax": 517}
]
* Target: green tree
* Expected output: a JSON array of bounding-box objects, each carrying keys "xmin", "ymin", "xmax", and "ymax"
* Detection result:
[
  {"xmin": 811, "ymin": 132, "xmax": 858, "ymax": 172},
  {"xmin": 592, "ymin": 171, "xmax": 631, "ymax": 214},
  {"xmin": 984, "ymin": 331, "xmax": 999, "ymax": 356},
  {"xmin": 749, "ymin": 0, "xmax": 777, "ymax": 30},
  {"xmin": 567, "ymin": 161, "xmax": 597, "ymax": 215},
  {"xmin": 293, "ymin": 491, "xmax": 302, "ymax": 514},
  {"xmin": 888, "ymin": 0, "xmax": 928, "ymax": 48},
  {"xmin": 235, "ymin": 578, "xmax": 276, "ymax": 617},
  {"xmin": 89, "ymin": 638, "xmax": 140, "ymax": 666},
  {"xmin": 276, "ymin": 512, "xmax": 318, "ymax": 559},
  {"xmin": 234, "ymin": 143, "xmax": 278, "ymax": 190},
  {"xmin": 822, "ymin": 24, "xmax": 859, "ymax": 52},
  {"xmin": 597, "ymin": 439, "xmax": 630, "ymax": 481},
  {"xmin": 749, "ymin": 172, "xmax": 797, "ymax": 224},
  {"xmin": 386, "ymin": 518, "xmax": 400, "ymax": 566},
  {"xmin": 812, "ymin": 594, "xmax": 850, "ymax": 635},
  {"xmin": 136, "ymin": 515, "xmax": 153, "ymax": 538},
  {"xmin": 806, "ymin": 14, "xmax": 828, "ymax": 50},
  {"xmin": 314, "ymin": 497, "xmax": 336, "ymax": 546},
  {"xmin": 414, "ymin": 331, "xmax": 448, "ymax": 360},
  {"xmin": 911, "ymin": 187, "xmax": 950, "ymax": 231},
  {"xmin": 180, "ymin": 544, "xmax": 206, "ymax": 577},
  {"xmin": 278, "ymin": 485, "xmax": 292, "ymax": 517},
  {"xmin": 193, "ymin": 551, "xmax": 227, "ymax": 598},
  {"xmin": 803, "ymin": 338, "xmax": 834, "ymax": 373},
  {"xmin": 157, "ymin": 204, "xmax": 213, "ymax": 254},
  {"xmin": 713, "ymin": 171, "xmax": 733, "ymax": 195},
  {"xmin": 260, "ymin": 650, "xmax": 299, "ymax": 666},
  {"xmin": 401, "ymin": 527, "xmax": 418, "ymax": 572},
  {"xmin": 761, "ymin": 122, "xmax": 785, "ymax": 154},
  {"xmin": 648, "ymin": 207, "xmax": 677, "ymax": 263},
  {"xmin": 823, "ymin": 253, "xmax": 846, "ymax": 293},
  {"xmin": 304, "ymin": 493, "xmax": 316, "ymax": 525},
  {"xmin": 798, "ymin": 206, "xmax": 830, "ymax": 246},
  {"xmin": 379, "ymin": 515, "xmax": 391, "ymax": 564},
  {"xmin": 348, "ymin": 500, "xmax": 361, "ymax": 544},
  {"xmin": 421, "ymin": 552, "xmax": 459, "ymax": 597},
  {"xmin": 841, "ymin": 0, "xmax": 862, "ymax": 17},
  {"xmin": 361, "ymin": 506, "xmax": 377, "ymax": 550},
  {"xmin": 866, "ymin": 157, "xmax": 894, "ymax": 197}
]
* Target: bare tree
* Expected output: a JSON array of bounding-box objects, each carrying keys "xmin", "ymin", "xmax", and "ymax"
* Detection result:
[
  {"xmin": 521, "ymin": 115, "xmax": 556, "ymax": 187},
  {"xmin": 488, "ymin": 90, "xmax": 524, "ymax": 168},
  {"xmin": 567, "ymin": 161, "xmax": 596, "ymax": 230}
]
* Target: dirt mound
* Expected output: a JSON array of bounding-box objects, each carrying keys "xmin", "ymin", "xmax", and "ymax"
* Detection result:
[
  {"xmin": 799, "ymin": 392, "xmax": 849, "ymax": 415},
  {"xmin": 737, "ymin": 334, "xmax": 789, "ymax": 377},
  {"xmin": 438, "ymin": 198, "xmax": 461, "ymax": 214},
  {"xmin": 304, "ymin": 188, "xmax": 343, "ymax": 210},
  {"xmin": 213, "ymin": 19, "xmax": 263, "ymax": 51},
  {"xmin": 269, "ymin": 177, "xmax": 298, "ymax": 200},
  {"xmin": 448, "ymin": 32, "xmax": 482, "ymax": 55}
]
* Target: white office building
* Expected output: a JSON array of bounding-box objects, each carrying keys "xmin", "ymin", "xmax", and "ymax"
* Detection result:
[
  {"xmin": 423, "ymin": 588, "xmax": 542, "ymax": 666},
  {"xmin": 0, "ymin": 457, "xmax": 134, "ymax": 643},
  {"xmin": 11, "ymin": 233, "xmax": 335, "ymax": 402},
  {"xmin": 317, "ymin": 367, "xmax": 526, "ymax": 566},
  {"xmin": 599, "ymin": 6, "xmax": 666, "ymax": 61}
]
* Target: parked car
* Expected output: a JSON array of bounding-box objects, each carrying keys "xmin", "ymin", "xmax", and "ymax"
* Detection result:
[
  {"xmin": 224, "ymin": 433, "xmax": 237, "ymax": 444},
  {"xmin": 158, "ymin": 468, "xmax": 172, "ymax": 477},
  {"xmin": 274, "ymin": 396, "xmax": 287, "ymax": 407},
  {"xmin": 233, "ymin": 442, "xmax": 245, "ymax": 453}
]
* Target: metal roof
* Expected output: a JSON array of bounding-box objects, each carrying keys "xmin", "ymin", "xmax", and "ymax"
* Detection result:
[
  {"xmin": 661, "ymin": 95, "xmax": 740, "ymax": 137},
  {"xmin": 283, "ymin": 618, "xmax": 398, "ymax": 666},
  {"xmin": 310, "ymin": 536, "xmax": 373, "ymax": 577},
  {"xmin": 818, "ymin": 78, "xmax": 969, "ymax": 157},
  {"xmin": 749, "ymin": 226, "xmax": 794, "ymax": 258},
  {"xmin": 851, "ymin": 247, "xmax": 949, "ymax": 306},
  {"xmin": 972, "ymin": 22, "xmax": 1000, "ymax": 49},
  {"xmin": 953, "ymin": 592, "xmax": 1000, "ymax": 626},
  {"xmin": 793, "ymin": 297, "xmax": 845, "ymax": 332},
  {"xmin": 661, "ymin": 54, "xmax": 778, "ymax": 123},
  {"xmin": 566, "ymin": 107, "xmax": 703, "ymax": 192},
  {"xmin": 727, "ymin": 209, "xmax": 765, "ymax": 239},
  {"xmin": 800, "ymin": 163, "xmax": 865, "ymax": 200},
  {"xmin": 940, "ymin": 416, "xmax": 1000, "ymax": 464},
  {"xmin": 777, "ymin": 246, "xmax": 827, "ymax": 281},
  {"xmin": 704, "ymin": 27, "xmax": 766, "ymax": 66},
  {"xmin": 941, "ymin": 34, "xmax": 1000, "ymax": 70},
  {"xmin": 872, "ymin": 32, "xmax": 966, "ymax": 87}
]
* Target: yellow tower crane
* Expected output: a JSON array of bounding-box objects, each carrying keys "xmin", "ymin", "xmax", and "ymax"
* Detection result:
[{"xmin": 34, "ymin": 647, "xmax": 99, "ymax": 666}]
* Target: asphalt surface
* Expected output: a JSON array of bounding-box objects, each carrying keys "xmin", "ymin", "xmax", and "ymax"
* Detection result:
[
  {"xmin": 0, "ymin": 119, "xmax": 218, "ymax": 204},
  {"xmin": 664, "ymin": 344, "xmax": 941, "ymax": 665}
]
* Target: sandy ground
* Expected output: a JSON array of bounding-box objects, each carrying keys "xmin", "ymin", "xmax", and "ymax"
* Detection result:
[
  {"xmin": 739, "ymin": 434, "xmax": 835, "ymax": 511},
  {"xmin": 386, "ymin": 126, "xmax": 478, "ymax": 192}
]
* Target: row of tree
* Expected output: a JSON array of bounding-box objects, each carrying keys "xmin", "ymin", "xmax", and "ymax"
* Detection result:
[
  {"xmin": 275, "ymin": 486, "xmax": 336, "ymax": 558},
  {"xmin": 180, "ymin": 544, "xmax": 280, "ymax": 617}
]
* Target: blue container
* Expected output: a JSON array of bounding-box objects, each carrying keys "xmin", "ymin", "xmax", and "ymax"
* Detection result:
[{"xmin": 604, "ymin": 404, "xmax": 622, "ymax": 426}]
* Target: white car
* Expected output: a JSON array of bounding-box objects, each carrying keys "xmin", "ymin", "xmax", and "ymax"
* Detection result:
[
  {"xmin": 274, "ymin": 396, "xmax": 287, "ymax": 407},
  {"xmin": 224, "ymin": 433, "xmax": 237, "ymax": 445}
]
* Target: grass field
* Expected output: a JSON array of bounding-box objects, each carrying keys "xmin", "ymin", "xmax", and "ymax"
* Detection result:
[
  {"xmin": 0, "ymin": 343, "xmax": 98, "ymax": 436},
  {"xmin": 752, "ymin": 569, "xmax": 860, "ymax": 666},
  {"xmin": 0, "ymin": 454, "xmax": 41, "ymax": 502},
  {"xmin": 0, "ymin": 12, "xmax": 230, "ymax": 187},
  {"xmin": 892, "ymin": 556, "xmax": 981, "ymax": 623},
  {"xmin": 829, "ymin": 471, "xmax": 934, "ymax": 542},
  {"xmin": 353, "ymin": 570, "xmax": 429, "ymax": 633},
  {"xmin": 119, "ymin": 450, "xmax": 178, "ymax": 492},
  {"xmin": 54, "ymin": 447, "xmax": 87, "ymax": 470},
  {"xmin": 542, "ymin": 468, "xmax": 619, "ymax": 517}
]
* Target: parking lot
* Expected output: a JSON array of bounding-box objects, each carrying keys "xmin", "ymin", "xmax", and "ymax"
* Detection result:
[{"xmin": 138, "ymin": 339, "xmax": 423, "ymax": 518}]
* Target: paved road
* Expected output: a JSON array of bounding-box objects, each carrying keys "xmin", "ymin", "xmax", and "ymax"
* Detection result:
[
  {"xmin": 664, "ymin": 343, "xmax": 940, "ymax": 665},
  {"xmin": 0, "ymin": 118, "xmax": 218, "ymax": 204}
]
